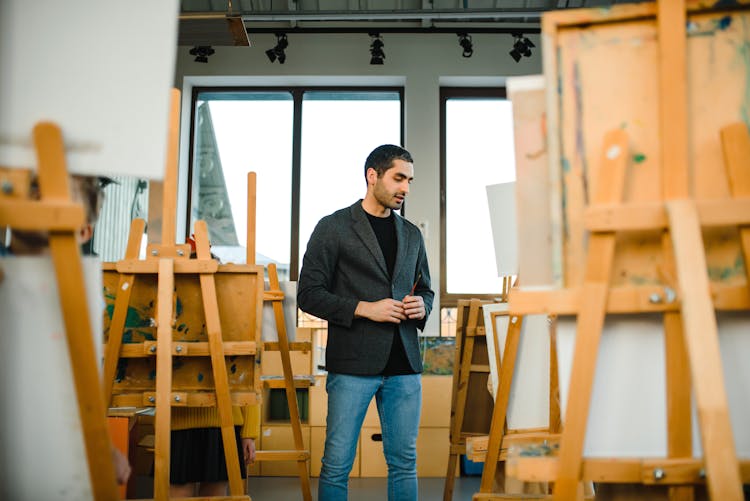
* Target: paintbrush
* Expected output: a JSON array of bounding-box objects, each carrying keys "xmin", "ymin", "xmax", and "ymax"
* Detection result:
[{"xmin": 408, "ymin": 272, "xmax": 422, "ymax": 297}]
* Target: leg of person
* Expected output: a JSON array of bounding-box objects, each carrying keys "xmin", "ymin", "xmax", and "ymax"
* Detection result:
[
  {"xmin": 319, "ymin": 373, "xmax": 380, "ymax": 501},
  {"xmin": 198, "ymin": 481, "xmax": 228, "ymax": 496},
  {"xmin": 197, "ymin": 426, "xmax": 247, "ymax": 496},
  {"xmin": 169, "ymin": 482, "xmax": 196, "ymax": 497},
  {"xmin": 377, "ymin": 374, "xmax": 421, "ymax": 501},
  {"xmin": 170, "ymin": 428, "xmax": 202, "ymax": 497}
]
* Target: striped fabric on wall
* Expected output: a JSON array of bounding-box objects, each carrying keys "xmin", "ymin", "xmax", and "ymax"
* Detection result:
[{"xmin": 92, "ymin": 176, "xmax": 149, "ymax": 262}]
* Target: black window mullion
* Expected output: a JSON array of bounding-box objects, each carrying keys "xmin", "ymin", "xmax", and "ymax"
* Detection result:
[{"xmin": 290, "ymin": 89, "xmax": 304, "ymax": 281}]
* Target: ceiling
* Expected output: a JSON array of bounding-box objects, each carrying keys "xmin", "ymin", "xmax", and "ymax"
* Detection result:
[{"xmin": 178, "ymin": 0, "xmax": 631, "ymax": 46}]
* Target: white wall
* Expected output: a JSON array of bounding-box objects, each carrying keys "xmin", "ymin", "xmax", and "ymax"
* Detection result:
[{"xmin": 173, "ymin": 32, "xmax": 542, "ymax": 336}]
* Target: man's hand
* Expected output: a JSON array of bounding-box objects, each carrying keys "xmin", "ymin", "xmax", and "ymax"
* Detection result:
[
  {"xmin": 402, "ymin": 294, "xmax": 425, "ymax": 320},
  {"xmin": 355, "ymin": 298, "xmax": 407, "ymax": 323}
]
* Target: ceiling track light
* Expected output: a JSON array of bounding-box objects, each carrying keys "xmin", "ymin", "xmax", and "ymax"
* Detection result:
[
  {"xmin": 369, "ymin": 32, "xmax": 385, "ymax": 65},
  {"xmin": 509, "ymin": 33, "xmax": 535, "ymax": 63},
  {"xmin": 189, "ymin": 45, "xmax": 215, "ymax": 63},
  {"xmin": 457, "ymin": 33, "xmax": 473, "ymax": 58},
  {"xmin": 266, "ymin": 33, "xmax": 288, "ymax": 64}
]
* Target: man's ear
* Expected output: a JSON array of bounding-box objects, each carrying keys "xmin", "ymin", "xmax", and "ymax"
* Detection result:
[
  {"xmin": 78, "ymin": 224, "xmax": 94, "ymax": 244},
  {"xmin": 366, "ymin": 167, "xmax": 378, "ymax": 186}
]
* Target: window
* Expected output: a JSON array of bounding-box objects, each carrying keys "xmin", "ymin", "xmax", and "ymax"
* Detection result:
[
  {"xmin": 190, "ymin": 91, "xmax": 294, "ymax": 273},
  {"xmin": 299, "ymin": 92, "xmax": 402, "ymax": 274},
  {"xmin": 187, "ymin": 87, "xmax": 403, "ymax": 282},
  {"xmin": 440, "ymin": 88, "xmax": 516, "ymax": 331}
]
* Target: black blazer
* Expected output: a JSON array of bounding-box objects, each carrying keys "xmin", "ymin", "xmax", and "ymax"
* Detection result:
[{"xmin": 297, "ymin": 200, "xmax": 434, "ymax": 375}]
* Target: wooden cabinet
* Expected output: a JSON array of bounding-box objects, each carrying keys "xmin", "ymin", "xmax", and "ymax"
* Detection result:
[{"xmin": 258, "ymin": 424, "xmax": 311, "ymax": 476}]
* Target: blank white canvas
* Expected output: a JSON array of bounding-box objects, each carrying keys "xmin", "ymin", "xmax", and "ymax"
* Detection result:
[
  {"xmin": 0, "ymin": 257, "xmax": 104, "ymax": 500},
  {"xmin": 486, "ymin": 182, "xmax": 518, "ymax": 277},
  {"xmin": 0, "ymin": 0, "xmax": 179, "ymax": 179},
  {"xmin": 483, "ymin": 303, "xmax": 550, "ymax": 430},
  {"xmin": 557, "ymin": 313, "xmax": 750, "ymax": 457},
  {"xmin": 262, "ymin": 281, "xmax": 298, "ymax": 342}
]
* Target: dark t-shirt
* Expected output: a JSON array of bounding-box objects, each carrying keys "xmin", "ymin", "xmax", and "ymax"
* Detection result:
[{"xmin": 366, "ymin": 212, "xmax": 417, "ymax": 376}]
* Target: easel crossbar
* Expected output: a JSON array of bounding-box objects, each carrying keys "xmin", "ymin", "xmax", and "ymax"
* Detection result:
[
  {"xmin": 507, "ymin": 457, "xmax": 750, "ymax": 484},
  {"xmin": 0, "ymin": 199, "xmax": 85, "ymax": 230},
  {"xmin": 510, "ymin": 283, "xmax": 750, "ymax": 315},
  {"xmin": 111, "ymin": 391, "xmax": 258, "ymax": 408},
  {"xmin": 584, "ymin": 197, "xmax": 750, "ymax": 231},
  {"xmin": 110, "ymin": 340, "xmax": 257, "ymax": 357}
]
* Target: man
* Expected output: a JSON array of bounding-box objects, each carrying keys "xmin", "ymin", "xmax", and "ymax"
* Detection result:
[{"xmin": 298, "ymin": 144, "xmax": 434, "ymax": 501}]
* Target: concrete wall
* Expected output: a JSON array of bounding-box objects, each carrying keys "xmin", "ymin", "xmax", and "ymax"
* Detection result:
[{"xmin": 173, "ymin": 32, "xmax": 542, "ymax": 336}]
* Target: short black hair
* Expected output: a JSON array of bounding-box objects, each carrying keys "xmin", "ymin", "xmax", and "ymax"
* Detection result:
[{"xmin": 364, "ymin": 144, "xmax": 413, "ymax": 181}]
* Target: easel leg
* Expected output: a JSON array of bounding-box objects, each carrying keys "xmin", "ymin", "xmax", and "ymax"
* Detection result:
[
  {"xmin": 553, "ymin": 129, "xmax": 629, "ymax": 501},
  {"xmin": 445, "ymin": 301, "xmax": 479, "ymax": 501},
  {"xmin": 35, "ymin": 123, "xmax": 120, "ymax": 500},
  {"xmin": 667, "ymin": 201, "xmax": 743, "ymax": 500},
  {"xmin": 444, "ymin": 453, "xmax": 460, "ymax": 501},
  {"xmin": 269, "ymin": 263, "xmax": 313, "ymax": 501},
  {"xmin": 195, "ymin": 221, "xmax": 245, "ymax": 496},
  {"xmin": 478, "ymin": 315, "xmax": 523, "ymax": 493},
  {"xmin": 153, "ymin": 258, "xmax": 175, "ymax": 501},
  {"xmin": 662, "ymin": 234, "xmax": 694, "ymax": 501},
  {"xmin": 102, "ymin": 218, "xmax": 145, "ymax": 406}
]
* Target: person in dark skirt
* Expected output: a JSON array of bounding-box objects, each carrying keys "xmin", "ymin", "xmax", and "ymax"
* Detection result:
[{"xmin": 168, "ymin": 404, "xmax": 259, "ymax": 496}]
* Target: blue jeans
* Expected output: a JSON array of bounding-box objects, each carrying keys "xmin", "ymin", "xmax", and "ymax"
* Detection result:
[{"xmin": 318, "ymin": 372, "xmax": 422, "ymax": 501}]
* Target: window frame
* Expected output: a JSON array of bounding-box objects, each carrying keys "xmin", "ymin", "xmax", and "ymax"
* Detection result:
[
  {"xmin": 439, "ymin": 86, "xmax": 509, "ymax": 309},
  {"xmin": 185, "ymin": 85, "xmax": 405, "ymax": 280}
]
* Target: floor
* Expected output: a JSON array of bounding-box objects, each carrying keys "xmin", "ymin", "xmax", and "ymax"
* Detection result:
[
  {"xmin": 132, "ymin": 474, "xmax": 482, "ymax": 500},
  {"xmin": 247, "ymin": 476, "xmax": 482, "ymax": 501}
]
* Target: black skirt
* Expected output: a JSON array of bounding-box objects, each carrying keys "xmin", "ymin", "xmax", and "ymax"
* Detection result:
[{"xmin": 169, "ymin": 426, "xmax": 247, "ymax": 484}]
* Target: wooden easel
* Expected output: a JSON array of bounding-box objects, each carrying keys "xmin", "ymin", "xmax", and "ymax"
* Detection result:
[
  {"xmin": 0, "ymin": 124, "xmax": 120, "ymax": 499},
  {"xmin": 102, "ymin": 89, "xmax": 259, "ymax": 500},
  {"xmin": 443, "ymin": 298, "xmax": 496, "ymax": 501},
  {"xmin": 248, "ymin": 169, "xmax": 312, "ymax": 501},
  {"xmin": 505, "ymin": 2, "xmax": 750, "ymax": 500},
  {"xmin": 470, "ymin": 299, "xmax": 564, "ymax": 500}
]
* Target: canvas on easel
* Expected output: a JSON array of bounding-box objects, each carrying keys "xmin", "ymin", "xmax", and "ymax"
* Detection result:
[
  {"xmin": 443, "ymin": 298, "xmax": 496, "ymax": 501},
  {"xmin": 101, "ymin": 91, "xmax": 264, "ymax": 501},
  {"xmin": 470, "ymin": 74, "xmax": 566, "ymax": 501},
  {"xmin": 0, "ymin": 0, "xmax": 178, "ymax": 179},
  {"xmin": 506, "ymin": 2, "xmax": 750, "ymax": 500}
]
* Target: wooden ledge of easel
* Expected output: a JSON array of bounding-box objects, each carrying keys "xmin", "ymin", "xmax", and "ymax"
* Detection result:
[
  {"xmin": 584, "ymin": 197, "xmax": 750, "ymax": 232},
  {"xmin": 115, "ymin": 259, "xmax": 219, "ymax": 274},
  {"xmin": 109, "ymin": 340, "xmax": 257, "ymax": 357},
  {"xmin": 107, "ymin": 406, "xmax": 138, "ymax": 418},
  {"xmin": 510, "ymin": 283, "xmax": 750, "ymax": 315},
  {"xmin": 111, "ymin": 391, "xmax": 259, "ymax": 408},
  {"xmin": 449, "ymin": 432, "xmax": 488, "ymax": 455},
  {"xmin": 130, "ymin": 496, "xmax": 250, "ymax": 501},
  {"xmin": 472, "ymin": 489, "xmax": 592, "ymax": 501},
  {"xmin": 103, "ymin": 261, "xmax": 264, "ymax": 273},
  {"xmin": 467, "ymin": 431, "xmax": 561, "ymax": 463},
  {"xmin": 506, "ymin": 456, "xmax": 750, "ymax": 484},
  {"xmin": 0, "ymin": 199, "xmax": 85, "ymax": 230},
  {"xmin": 473, "ymin": 491, "xmax": 555, "ymax": 500},
  {"xmin": 262, "ymin": 375, "xmax": 316, "ymax": 389},
  {"xmin": 254, "ymin": 450, "xmax": 310, "ymax": 462},
  {"xmin": 263, "ymin": 341, "xmax": 313, "ymax": 352}
]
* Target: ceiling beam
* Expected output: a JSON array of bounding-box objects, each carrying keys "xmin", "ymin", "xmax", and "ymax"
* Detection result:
[{"xmin": 238, "ymin": 8, "xmax": 546, "ymax": 22}]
